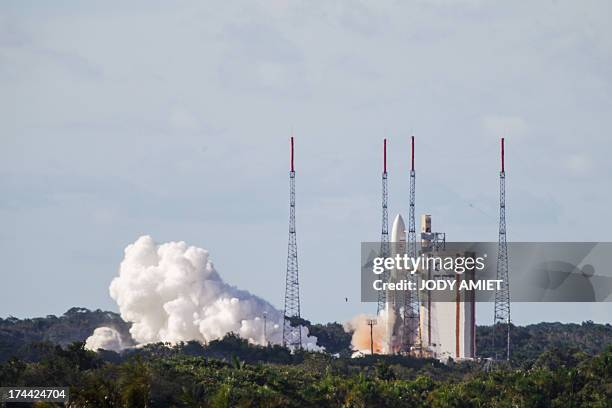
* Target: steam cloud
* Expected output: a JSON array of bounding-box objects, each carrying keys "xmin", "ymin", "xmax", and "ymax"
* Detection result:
[
  {"xmin": 86, "ymin": 236, "xmax": 318, "ymax": 351},
  {"xmin": 85, "ymin": 327, "xmax": 124, "ymax": 352}
]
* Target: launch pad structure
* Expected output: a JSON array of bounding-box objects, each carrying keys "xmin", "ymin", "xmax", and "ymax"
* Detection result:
[
  {"xmin": 373, "ymin": 136, "xmax": 507, "ymax": 361},
  {"xmin": 280, "ymin": 134, "xmax": 510, "ymax": 360}
]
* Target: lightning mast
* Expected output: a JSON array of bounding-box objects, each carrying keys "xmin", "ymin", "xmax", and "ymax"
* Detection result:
[
  {"xmin": 283, "ymin": 136, "xmax": 302, "ymax": 349},
  {"xmin": 402, "ymin": 136, "xmax": 421, "ymax": 353},
  {"xmin": 493, "ymin": 137, "xmax": 511, "ymax": 360},
  {"xmin": 376, "ymin": 139, "xmax": 390, "ymax": 315}
]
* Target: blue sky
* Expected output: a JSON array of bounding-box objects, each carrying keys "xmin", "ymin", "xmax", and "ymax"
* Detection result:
[{"xmin": 1, "ymin": 1, "xmax": 610, "ymax": 324}]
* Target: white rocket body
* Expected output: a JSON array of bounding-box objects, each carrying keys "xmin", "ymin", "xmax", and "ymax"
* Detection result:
[{"xmin": 384, "ymin": 214, "xmax": 406, "ymax": 353}]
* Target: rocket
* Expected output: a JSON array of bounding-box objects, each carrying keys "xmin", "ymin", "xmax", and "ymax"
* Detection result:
[
  {"xmin": 384, "ymin": 214, "xmax": 406, "ymax": 353},
  {"xmin": 390, "ymin": 214, "xmax": 406, "ymax": 282}
]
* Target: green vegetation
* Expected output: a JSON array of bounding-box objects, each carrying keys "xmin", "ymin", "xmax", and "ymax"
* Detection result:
[
  {"xmin": 3, "ymin": 309, "xmax": 611, "ymax": 366},
  {"xmin": 0, "ymin": 308, "xmax": 131, "ymax": 362},
  {"xmin": 1, "ymin": 309, "xmax": 611, "ymax": 406},
  {"xmin": 296, "ymin": 320, "xmax": 353, "ymax": 356},
  {"xmin": 1, "ymin": 338, "xmax": 610, "ymax": 407},
  {"xmin": 477, "ymin": 321, "xmax": 612, "ymax": 365}
]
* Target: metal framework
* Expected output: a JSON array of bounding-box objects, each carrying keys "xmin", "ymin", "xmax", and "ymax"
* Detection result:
[
  {"xmin": 376, "ymin": 139, "xmax": 390, "ymax": 315},
  {"xmin": 493, "ymin": 137, "xmax": 511, "ymax": 360},
  {"xmin": 283, "ymin": 136, "xmax": 302, "ymax": 348},
  {"xmin": 402, "ymin": 136, "xmax": 421, "ymax": 353},
  {"xmin": 367, "ymin": 319, "xmax": 378, "ymax": 355}
]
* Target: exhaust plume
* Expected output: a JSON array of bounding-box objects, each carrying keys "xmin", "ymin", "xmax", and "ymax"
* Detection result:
[{"xmin": 344, "ymin": 310, "xmax": 393, "ymax": 355}]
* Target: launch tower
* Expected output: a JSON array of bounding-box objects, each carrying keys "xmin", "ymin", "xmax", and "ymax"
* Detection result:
[
  {"xmin": 376, "ymin": 139, "xmax": 390, "ymax": 315},
  {"xmin": 283, "ymin": 136, "xmax": 302, "ymax": 348},
  {"xmin": 493, "ymin": 137, "xmax": 511, "ymax": 360},
  {"xmin": 401, "ymin": 136, "xmax": 421, "ymax": 353}
]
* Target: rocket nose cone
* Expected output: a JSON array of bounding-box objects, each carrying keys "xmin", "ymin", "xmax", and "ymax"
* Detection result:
[
  {"xmin": 392, "ymin": 214, "xmax": 405, "ymax": 232},
  {"xmin": 391, "ymin": 214, "xmax": 406, "ymax": 243}
]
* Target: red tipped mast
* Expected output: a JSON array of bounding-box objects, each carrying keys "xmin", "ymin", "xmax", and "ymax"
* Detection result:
[
  {"xmin": 383, "ymin": 138, "xmax": 387, "ymax": 174},
  {"xmin": 290, "ymin": 136, "xmax": 294, "ymax": 172},
  {"xmin": 501, "ymin": 137, "xmax": 505, "ymax": 173},
  {"xmin": 411, "ymin": 135, "xmax": 415, "ymax": 171}
]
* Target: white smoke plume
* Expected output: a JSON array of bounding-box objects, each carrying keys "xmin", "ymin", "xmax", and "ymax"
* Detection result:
[
  {"xmin": 86, "ymin": 235, "xmax": 318, "ymax": 351},
  {"xmin": 85, "ymin": 327, "xmax": 124, "ymax": 352}
]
